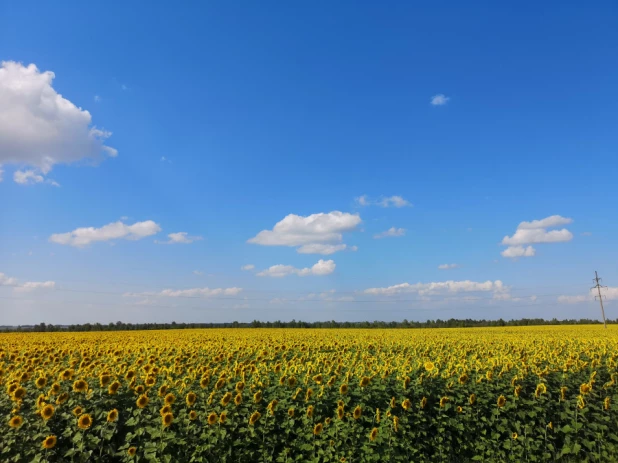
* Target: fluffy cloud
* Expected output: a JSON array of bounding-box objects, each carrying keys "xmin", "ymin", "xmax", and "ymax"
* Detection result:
[
  {"xmin": 557, "ymin": 295, "xmax": 588, "ymax": 304},
  {"xmin": 296, "ymin": 244, "xmax": 356, "ymax": 255},
  {"xmin": 0, "ymin": 61, "xmax": 117, "ymax": 183},
  {"xmin": 355, "ymin": 195, "xmax": 411, "ymax": 208},
  {"xmin": 430, "ymin": 94, "xmax": 449, "ymax": 106},
  {"xmin": 13, "ymin": 169, "xmax": 59, "ymax": 186},
  {"xmin": 248, "ymin": 211, "xmax": 360, "ymax": 254},
  {"xmin": 558, "ymin": 287, "xmax": 618, "ymax": 304},
  {"xmin": 501, "ymin": 215, "xmax": 573, "ymax": 258},
  {"xmin": 501, "ymin": 246, "xmax": 536, "ymax": 258},
  {"xmin": 257, "ymin": 259, "xmax": 336, "ymax": 278},
  {"xmin": 241, "ymin": 264, "xmax": 255, "ymax": 271},
  {"xmin": 155, "ymin": 232, "xmax": 202, "ymax": 245},
  {"xmin": 438, "ymin": 263, "xmax": 459, "ymax": 270},
  {"xmin": 50, "ymin": 220, "xmax": 161, "ymax": 247},
  {"xmin": 374, "ymin": 227, "xmax": 406, "ymax": 239},
  {"xmin": 364, "ymin": 279, "xmax": 506, "ymax": 296},
  {"xmin": 0, "ymin": 272, "xmax": 55, "ymax": 292}
]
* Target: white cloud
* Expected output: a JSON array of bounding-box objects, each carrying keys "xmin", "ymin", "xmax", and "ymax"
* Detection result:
[
  {"xmin": 430, "ymin": 94, "xmax": 449, "ymax": 106},
  {"xmin": 94, "ymin": 95, "xmax": 101, "ymax": 103},
  {"xmin": 0, "ymin": 61, "xmax": 117, "ymax": 183},
  {"xmin": 501, "ymin": 215, "xmax": 573, "ymax": 257},
  {"xmin": 0, "ymin": 272, "xmax": 55, "ymax": 292},
  {"xmin": 438, "ymin": 263, "xmax": 459, "ymax": 270},
  {"xmin": 557, "ymin": 295, "xmax": 588, "ymax": 304},
  {"xmin": 49, "ymin": 220, "xmax": 161, "ymax": 247},
  {"xmin": 155, "ymin": 232, "xmax": 202, "ymax": 245},
  {"xmin": 355, "ymin": 195, "xmax": 411, "ymax": 208},
  {"xmin": 13, "ymin": 169, "xmax": 59, "ymax": 186},
  {"xmin": 501, "ymin": 245, "xmax": 536, "ymax": 258},
  {"xmin": 364, "ymin": 279, "xmax": 507, "ymax": 297},
  {"xmin": 374, "ymin": 227, "xmax": 406, "ymax": 239},
  {"xmin": 248, "ymin": 212, "xmax": 361, "ymax": 254},
  {"xmin": 296, "ymin": 243, "xmax": 356, "ymax": 255},
  {"xmin": 193, "ymin": 270, "xmax": 204, "ymax": 276},
  {"xmin": 517, "ymin": 215, "xmax": 573, "ymax": 230},
  {"xmin": 257, "ymin": 259, "xmax": 336, "ymax": 278},
  {"xmin": 13, "ymin": 281, "xmax": 55, "ymax": 292},
  {"xmin": 241, "ymin": 264, "xmax": 255, "ymax": 271},
  {"xmin": 126, "ymin": 287, "xmax": 243, "ymax": 298}
]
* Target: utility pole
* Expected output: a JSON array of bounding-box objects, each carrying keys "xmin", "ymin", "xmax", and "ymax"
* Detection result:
[{"xmin": 592, "ymin": 271, "xmax": 607, "ymax": 329}]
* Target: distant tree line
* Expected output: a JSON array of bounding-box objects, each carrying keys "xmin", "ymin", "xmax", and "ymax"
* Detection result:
[{"xmin": 0, "ymin": 318, "xmax": 614, "ymax": 333}]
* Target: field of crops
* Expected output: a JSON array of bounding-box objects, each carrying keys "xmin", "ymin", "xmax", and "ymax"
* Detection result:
[{"xmin": 2, "ymin": 326, "xmax": 618, "ymax": 462}]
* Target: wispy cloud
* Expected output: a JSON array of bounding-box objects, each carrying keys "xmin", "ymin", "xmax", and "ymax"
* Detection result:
[
  {"xmin": 50, "ymin": 220, "xmax": 161, "ymax": 247},
  {"xmin": 257, "ymin": 259, "xmax": 336, "ymax": 278},
  {"xmin": 374, "ymin": 227, "xmax": 406, "ymax": 239},
  {"xmin": 430, "ymin": 94, "xmax": 449, "ymax": 106},
  {"xmin": 438, "ymin": 263, "xmax": 459, "ymax": 270},
  {"xmin": 355, "ymin": 195, "xmax": 412, "ymax": 208},
  {"xmin": 155, "ymin": 232, "xmax": 203, "ymax": 245}
]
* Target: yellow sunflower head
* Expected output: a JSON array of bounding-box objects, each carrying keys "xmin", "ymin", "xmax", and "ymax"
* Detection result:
[
  {"xmin": 313, "ymin": 423, "xmax": 323, "ymax": 435},
  {"xmin": 353, "ymin": 405, "xmax": 362, "ymax": 420},
  {"xmin": 41, "ymin": 404, "xmax": 55, "ymax": 421},
  {"xmin": 162, "ymin": 412, "xmax": 174, "ymax": 427},
  {"xmin": 128, "ymin": 447, "xmax": 137, "ymax": 457},
  {"xmin": 107, "ymin": 409, "xmax": 119, "ymax": 423},
  {"xmin": 219, "ymin": 411, "xmax": 227, "ymax": 424},
  {"xmin": 73, "ymin": 379, "xmax": 88, "ymax": 393},
  {"xmin": 77, "ymin": 413, "xmax": 93, "ymax": 430},
  {"xmin": 136, "ymin": 394, "xmax": 149, "ymax": 409},
  {"xmin": 497, "ymin": 395, "xmax": 507, "ymax": 408},
  {"xmin": 359, "ymin": 376, "xmax": 370, "ymax": 388},
  {"xmin": 207, "ymin": 412, "xmax": 218, "ymax": 425},
  {"xmin": 369, "ymin": 427, "xmax": 379, "ymax": 441},
  {"xmin": 42, "ymin": 435, "xmax": 57, "ymax": 449},
  {"xmin": 9, "ymin": 415, "xmax": 23, "ymax": 428},
  {"xmin": 249, "ymin": 411, "xmax": 261, "ymax": 425},
  {"xmin": 164, "ymin": 393, "xmax": 175, "ymax": 405}
]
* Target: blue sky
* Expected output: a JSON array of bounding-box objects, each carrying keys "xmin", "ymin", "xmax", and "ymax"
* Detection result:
[{"xmin": 1, "ymin": 1, "xmax": 617, "ymax": 325}]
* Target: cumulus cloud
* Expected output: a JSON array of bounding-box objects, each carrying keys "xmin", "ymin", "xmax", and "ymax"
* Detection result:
[
  {"xmin": 0, "ymin": 272, "xmax": 55, "ymax": 292},
  {"xmin": 257, "ymin": 259, "xmax": 336, "ymax": 278},
  {"xmin": 296, "ymin": 244, "xmax": 356, "ymax": 255},
  {"xmin": 155, "ymin": 232, "xmax": 202, "ymax": 245},
  {"xmin": 364, "ymin": 279, "xmax": 507, "ymax": 297},
  {"xmin": 430, "ymin": 94, "xmax": 449, "ymax": 106},
  {"xmin": 241, "ymin": 264, "xmax": 255, "ymax": 271},
  {"xmin": 501, "ymin": 215, "xmax": 573, "ymax": 258},
  {"xmin": 49, "ymin": 220, "xmax": 161, "ymax": 247},
  {"xmin": 501, "ymin": 245, "xmax": 536, "ymax": 258},
  {"xmin": 355, "ymin": 195, "xmax": 411, "ymax": 208},
  {"xmin": 248, "ymin": 211, "xmax": 360, "ymax": 254},
  {"xmin": 0, "ymin": 61, "xmax": 117, "ymax": 183},
  {"xmin": 13, "ymin": 169, "xmax": 59, "ymax": 186},
  {"xmin": 438, "ymin": 263, "xmax": 459, "ymax": 270},
  {"xmin": 374, "ymin": 227, "xmax": 406, "ymax": 239}
]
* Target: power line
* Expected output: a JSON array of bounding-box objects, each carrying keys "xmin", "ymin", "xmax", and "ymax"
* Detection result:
[{"xmin": 592, "ymin": 270, "xmax": 608, "ymax": 329}]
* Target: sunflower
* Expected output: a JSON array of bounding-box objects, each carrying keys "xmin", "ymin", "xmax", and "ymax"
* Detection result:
[
  {"xmin": 580, "ymin": 383, "xmax": 591, "ymax": 395},
  {"xmin": 41, "ymin": 404, "xmax": 55, "ymax": 420},
  {"xmin": 306, "ymin": 405, "xmax": 314, "ymax": 418},
  {"xmin": 73, "ymin": 379, "xmax": 88, "ymax": 393},
  {"xmin": 458, "ymin": 373, "xmax": 469, "ymax": 385},
  {"xmin": 560, "ymin": 386, "xmax": 567, "ymax": 401},
  {"xmin": 36, "ymin": 376, "xmax": 47, "ymax": 388},
  {"xmin": 215, "ymin": 378, "xmax": 225, "ymax": 390},
  {"xmin": 267, "ymin": 399, "xmax": 278, "ymax": 415},
  {"xmin": 78, "ymin": 413, "xmax": 93, "ymax": 430},
  {"xmin": 36, "ymin": 393, "xmax": 47, "ymax": 408},
  {"xmin": 577, "ymin": 395, "xmax": 586, "ymax": 409},
  {"xmin": 469, "ymin": 394, "xmax": 476, "ymax": 405},
  {"xmin": 9, "ymin": 415, "xmax": 23, "ymax": 428},
  {"xmin": 56, "ymin": 392, "xmax": 69, "ymax": 405},
  {"xmin": 160, "ymin": 405, "xmax": 172, "ymax": 416},
  {"xmin": 420, "ymin": 397, "xmax": 428, "ymax": 409},
  {"xmin": 288, "ymin": 408, "xmax": 295, "ymax": 417},
  {"xmin": 136, "ymin": 394, "xmax": 149, "ymax": 409},
  {"xmin": 359, "ymin": 376, "xmax": 370, "ymax": 387},
  {"xmin": 108, "ymin": 381, "xmax": 121, "ymax": 395},
  {"xmin": 207, "ymin": 412, "xmax": 218, "ymax": 425},
  {"xmin": 393, "ymin": 416, "xmax": 399, "ymax": 432},
  {"xmin": 325, "ymin": 417, "xmax": 332, "ymax": 425},
  {"xmin": 604, "ymin": 396, "xmax": 611, "ymax": 410},
  {"xmin": 185, "ymin": 391, "xmax": 197, "ymax": 407},
  {"xmin": 403, "ymin": 376, "xmax": 411, "ymax": 389},
  {"xmin": 219, "ymin": 411, "xmax": 227, "ymax": 424},
  {"xmin": 457, "ymin": 406, "xmax": 463, "ymax": 414},
  {"xmin": 158, "ymin": 385, "xmax": 168, "ymax": 397},
  {"xmin": 309, "ymin": 422, "xmax": 322, "ymax": 435},
  {"xmin": 162, "ymin": 412, "xmax": 174, "ymax": 427},
  {"xmin": 249, "ymin": 411, "xmax": 261, "ymax": 425},
  {"xmin": 288, "ymin": 376, "xmax": 297, "ymax": 387},
  {"xmin": 279, "ymin": 376, "xmax": 287, "ymax": 386},
  {"xmin": 12, "ymin": 387, "xmax": 26, "ymax": 401},
  {"xmin": 369, "ymin": 427, "xmax": 379, "ymax": 442},
  {"xmin": 199, "ymin": 376, "xmax": 210, "ymax": 388},
  {"xmin": 218, "ymin": 392, "xmax": 231, "ymax": 407},
  {"xmin": 497, "ymin": 395, "xmax": 507, "ymax": 408},
  {"xmin": 512, "ymin": 432, "xmax": 518, "ymax": 440},
  {"xmin": 353, "ymin": 405, "xmax": 362, "ymax": 420},
  {"xmin": 253, "ymin": 391, "xmax": 263, "ymax": 403},
  {"xmin": 375, "ymin": 408, "xmax": 381, "ymax": 423},
  {"xmin": 439, "ymin": 397, "xmax": 449, "ymax": 408},
  {"xmin": 339, "ymin": 384, "xmax": 349, "ymax": 395},
  {"xmin": 486, "ymin": 370, "xmax": 494, "ymax": 381},
  {"xmin": 312, "ymin": 374, "xmax": 323, "ymax": 384},
  {"xmin": 71, "ymin": 405, "xmax": 83, "ymax": 417},
  {"xmin": 42, "ymin": 435, "xmax": 57, "ymax": 449},
  {"xmin": 135, "ymin": 385, "xmax": 145, "ymax": 394},
  {"xmin": 327, "ymin": 376, "xmax": 336, "ymax": 387},
  {"xmin": 164, "ymin": 393, "xmax": 175, "ymax": 405},
  {"xmin": 424, "ymin": 361, "xmax": 435, "ymax": 372},
  {"xmin": 49, "ymin": 382, "xmax": 61, "ymax": 395},
  {"xmin": 547, "ymin": 422, "xmax": 553, "ymax": 430},
  {"xmin": 337, "ymin": 406, "xmax": 345, "ymax": 420},
  {"xmin": 389, "ymin": 397, "xmax": 396, "ymax": 408},
  {"xmin": 401, "ymin": 399, "xmax": 411, "ymax": 411},
  {"xmin": 235, "ymin": 381, "xmax": 245, "ymax": 392},
  {"xmin": 99, "ymin": 374, "xmax": 111, "ymax": 387},
  {"xmin": 514, "ymin": 385, "xmax": 522, "ymax": 397},
  {"xmin": 128, "ymin": 447, "xmax": 137, "ymax": 457},
  {"xmin": 145, "ymin": 377, "xmax": 156, "ymax": 387},
  {"xmin": 107, "ymin": 409, "xmax": 119, "ymax": 423}
]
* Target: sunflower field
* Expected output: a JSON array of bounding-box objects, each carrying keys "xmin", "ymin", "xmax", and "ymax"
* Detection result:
[{"xmin": 2, "ymin": 326, "xmax": 618, "ymax": 462}]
